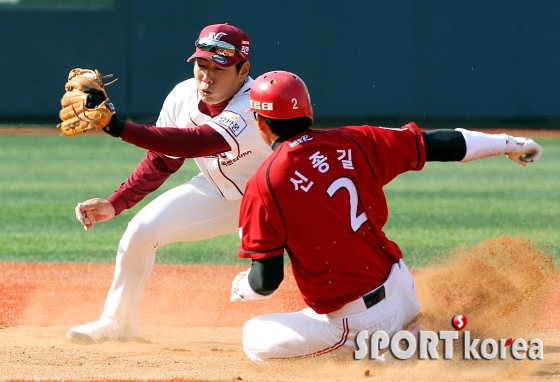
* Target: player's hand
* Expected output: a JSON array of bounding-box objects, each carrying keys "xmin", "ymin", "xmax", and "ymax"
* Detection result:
[
  {"xmin": 505, "ymin": 136, "xmax": 543, "ymax": 166},
  {"xmin": 75, "ymin": 198, "xmax": 116, "ymax": 231},
  {"xmin": 230, "ymin": 268, "xmax": 251, "ymax": 302}
]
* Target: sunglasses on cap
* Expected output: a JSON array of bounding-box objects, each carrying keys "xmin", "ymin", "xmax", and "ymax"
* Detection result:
[{"xmin": 195, "ymin": 37, "xmax": 245, "ymax": 58}]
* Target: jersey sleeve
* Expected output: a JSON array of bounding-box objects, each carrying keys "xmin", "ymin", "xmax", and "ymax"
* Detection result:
[
  {"xmin": 237, "ymin": 171, "xmax": 286, "ymax": 260},
  {"xmin": 357, "ymin": 122, "xmax": 426, "ymax": 185},
  {"xmin": 107, "ymin": 151, "xmax": 184, "ymax": 215},
  {"xmin": 120, "ymin": 122, "xmax": 230, "ymax": 158}
]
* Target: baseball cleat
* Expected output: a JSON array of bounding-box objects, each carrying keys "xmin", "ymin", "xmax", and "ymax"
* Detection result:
[{"xmin": 66, "ymin": 318, "xmax": 119, "ymax": 344}]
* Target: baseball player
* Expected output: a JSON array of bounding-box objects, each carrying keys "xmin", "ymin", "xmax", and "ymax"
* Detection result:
[
  {"xmin": 65, "ymin": 23, "xmax": 272, "ymax": 344},
  {"xmin": 229, "ymin": 70, "xmax": 543, "ymax": 362}
]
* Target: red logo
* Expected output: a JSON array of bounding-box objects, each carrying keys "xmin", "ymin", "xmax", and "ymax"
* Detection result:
[{"xmin": 452, "ymin": 314, "xmax": 467, "ymax": 331}]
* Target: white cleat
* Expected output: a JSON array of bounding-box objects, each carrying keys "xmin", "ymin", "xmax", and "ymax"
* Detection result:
[{"xmin": 66, "ymin": 319, "xmax": 119, "ymax": 344}]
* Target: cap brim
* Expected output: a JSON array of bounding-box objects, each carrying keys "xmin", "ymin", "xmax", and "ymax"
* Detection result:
[{"xmin": 187, "ymin": 50, "xmax": 242, "ymax": 68}]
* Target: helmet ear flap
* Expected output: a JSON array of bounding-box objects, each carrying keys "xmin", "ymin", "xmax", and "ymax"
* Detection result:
[{"xmin": 248, "ymin": 71, "xmax": 313, "ymax": 121}]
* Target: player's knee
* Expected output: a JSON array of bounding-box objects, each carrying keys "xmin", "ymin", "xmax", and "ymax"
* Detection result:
[
  {"xmin": 242, "ymin": 318, "xmax": 273, "ymax": 362},
  {"xmin": 120, "ymin": 217, "xmax": 160, "ymax": 251}
]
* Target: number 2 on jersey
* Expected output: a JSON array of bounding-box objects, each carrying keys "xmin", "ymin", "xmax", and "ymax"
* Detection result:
[{"xmin": 326, "ymin": 177, "xmax": 368, "ymax": 232}]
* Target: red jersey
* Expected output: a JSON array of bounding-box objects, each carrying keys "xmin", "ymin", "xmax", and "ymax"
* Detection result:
[{"xmin": 237, "ymin": 123, "xmax": 426, "ymax": 314}]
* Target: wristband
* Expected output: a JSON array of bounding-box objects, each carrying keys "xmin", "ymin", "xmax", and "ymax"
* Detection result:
[
  {"xmin": 103, "ymin": 115, "xmax": 125, "ymax": 138},
  {"xmin": 456, "ymin": 128, "xmax": 507, "ymax": 162}
]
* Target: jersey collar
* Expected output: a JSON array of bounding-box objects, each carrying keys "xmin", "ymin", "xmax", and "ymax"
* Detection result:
[{"xmin": 271, "ymin": 128, "xmax": 310, "ymax": 151}]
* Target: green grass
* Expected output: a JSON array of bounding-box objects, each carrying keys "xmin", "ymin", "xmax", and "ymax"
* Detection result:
[
  {"xmin": 384, "ymin": 137, "xmax": 560, "ymax": 267},
  {"xmin": 0, "ymin": 134, "xmax": 558, "ymax": 268}
]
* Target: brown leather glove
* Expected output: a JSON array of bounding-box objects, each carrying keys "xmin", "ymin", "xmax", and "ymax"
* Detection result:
[{"xmin": 57, "ymin": 68, "xmax": 117, "ymax": 136}]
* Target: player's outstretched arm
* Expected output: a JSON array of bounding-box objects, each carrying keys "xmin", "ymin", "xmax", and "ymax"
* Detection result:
[
  {"xmin": 456, "ymin": 128, "xmax": 543, "ymax": 166},
  {"xmin": 75, "ymin": 198, "xmax": 116, "ymax": 231},
  {"xmin": 73, "ymin": 88, "xmax": 232, "ymax": 159},
  {"xmin": 422, "ymin": 129, "xmax": 543, "ymax": 166}
]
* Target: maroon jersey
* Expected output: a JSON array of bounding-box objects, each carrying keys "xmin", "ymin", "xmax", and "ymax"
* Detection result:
[{"xmin": 237, "ymin": 123, "xmax": 426, "ymax": 314}]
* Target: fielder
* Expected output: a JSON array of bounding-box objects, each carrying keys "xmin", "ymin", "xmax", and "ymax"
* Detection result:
[
  {"xmin": 57, "ymin": 23, "xmax": 271, "ymax": 344},
  {"xmin": 229, "ymin": 70, "xmax": 543, "ymax": 362}
]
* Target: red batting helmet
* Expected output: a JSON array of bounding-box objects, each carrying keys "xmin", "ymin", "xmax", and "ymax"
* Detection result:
[{"xmin": 248, "ymin": 71, "xmax": 313, "ymax": 121}]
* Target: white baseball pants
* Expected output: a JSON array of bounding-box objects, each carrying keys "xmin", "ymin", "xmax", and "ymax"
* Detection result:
[
  {"xmin": 100, "ymin": 174, "xmax": 241, "ymax": 339},
  {"xmin": 242, "ymin": 261, "xmax": 420, "ymax": 362}
]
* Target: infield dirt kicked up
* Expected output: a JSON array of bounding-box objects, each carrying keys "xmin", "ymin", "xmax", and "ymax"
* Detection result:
[{"xmin": 0, "ymin": 236, "xmax": 559, "ymax": 382}]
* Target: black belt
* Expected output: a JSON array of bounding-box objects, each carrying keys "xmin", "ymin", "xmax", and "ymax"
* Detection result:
[{"xmin": 362, "ymin": 285, "xmax": 386, "ymax": 309}]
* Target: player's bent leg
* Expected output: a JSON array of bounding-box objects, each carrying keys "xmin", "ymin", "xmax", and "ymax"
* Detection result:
[
  {"xmin": 68, "ymin": 175, "xmax": 240, "ymax": 343},
  {"xmin": 242, "ymin": 308, "xmax": 348, "ymax": 362},
  {"xmin": 242, "ymin": 261, "xmax": 421, "ymax": 362},
  {"xmin": 242, "ymin": 307, "xmax": 399, "ymax": 362}
]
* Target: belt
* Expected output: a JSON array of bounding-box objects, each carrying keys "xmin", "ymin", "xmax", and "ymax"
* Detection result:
[
  {"xmin": 362, "ymin": 285, "xmax": 386, "ymax": 309},
  {"xmin": 329, "ymin": 262, "xmax": 403, "ymax": 317}
]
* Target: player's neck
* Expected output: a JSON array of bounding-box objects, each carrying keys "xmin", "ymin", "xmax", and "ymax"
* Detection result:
[{"xmin": 198, "ymin": 98, "xmax": 230, "ymax": 118}]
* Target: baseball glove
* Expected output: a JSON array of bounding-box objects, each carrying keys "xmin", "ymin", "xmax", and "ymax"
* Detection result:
[{"xmin": 57, "ymin": 68, "xmax": 117, "ymax": 136}]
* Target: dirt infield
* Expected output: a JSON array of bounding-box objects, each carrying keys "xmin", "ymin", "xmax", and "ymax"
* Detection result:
[{"xmin": 0, "ymin": 237, "xmax": 559, "ymax": 382}]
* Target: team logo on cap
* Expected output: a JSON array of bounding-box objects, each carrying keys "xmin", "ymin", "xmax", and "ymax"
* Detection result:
[{"xmin": 207, "ymin": 32, "xmax": 227, "ymax": 40}]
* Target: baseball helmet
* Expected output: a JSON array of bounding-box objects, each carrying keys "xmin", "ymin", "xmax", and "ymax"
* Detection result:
[{"xmin": 248, "ymin": 71, "xmax": 313, "ymax": 121}]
